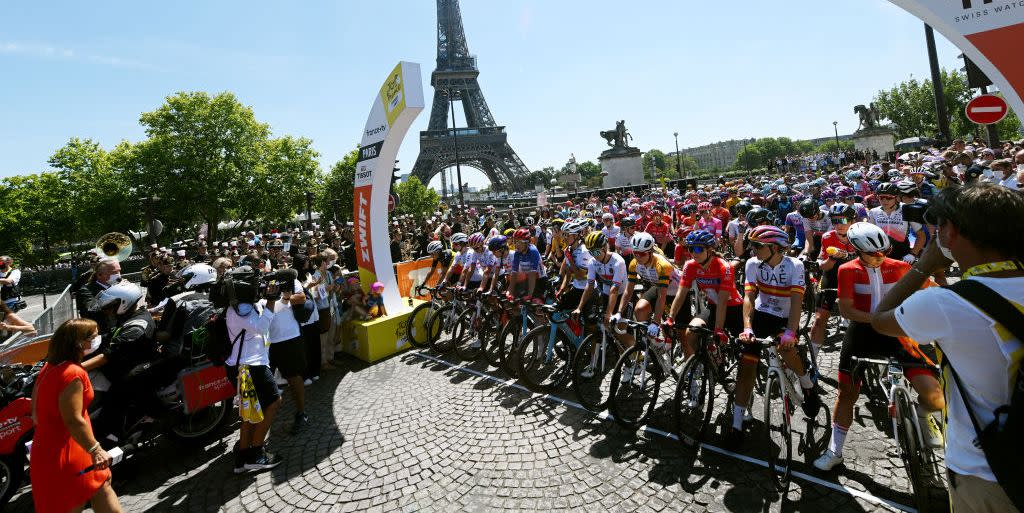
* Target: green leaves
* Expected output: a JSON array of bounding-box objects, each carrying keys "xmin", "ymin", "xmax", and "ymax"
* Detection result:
[{"xmin": 393, "ymin": 176, "xmax": 440, "ymax": 222}]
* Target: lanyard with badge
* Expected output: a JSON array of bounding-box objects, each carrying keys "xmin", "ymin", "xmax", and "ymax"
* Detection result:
[{"xmin": 961, "ymin": 260, "xmax": 1024, "ymax": 280}]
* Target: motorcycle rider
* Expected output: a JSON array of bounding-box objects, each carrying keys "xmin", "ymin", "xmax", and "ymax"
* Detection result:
[{"xmin": 83, "ymin": 282, "xmax": 158, "ymax": 443}]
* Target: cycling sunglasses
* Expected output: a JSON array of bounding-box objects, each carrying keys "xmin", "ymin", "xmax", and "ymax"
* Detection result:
[
  {"xmin": 686, "ymin": 245, "xmax": 709, "ymax": 254},
  {"xmin": 588, "ymin": 248, "xmax": 603, "ymax": 257},
  {"xmin": 829, "ymin": 216, "xmax": 852, "ymax": 225},
  {"xmin": 878, "ymin": 195, "xmax": 896, "ymax": 201},
  {"xmin": 858, "ymin": 248, "xmax": 891, "ymax": 258},
  {"xmin": 748, "ymin": 241, "xmax": 767, "ymax": 249}
]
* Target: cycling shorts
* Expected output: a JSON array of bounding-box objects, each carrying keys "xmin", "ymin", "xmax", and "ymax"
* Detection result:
[
  {"xmin": 741, "ymin": 310, "xmax": 789, "ymax": 356},
  {"xmin": 706, "ymin": 302, "xmax": 744, "ymax": 336},
  {"xmin": 837, "ymin": 322, "xmax": 937, "ymax": 386}
]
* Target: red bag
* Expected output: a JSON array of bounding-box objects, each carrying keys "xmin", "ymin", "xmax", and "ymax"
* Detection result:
[{"xmin": 177, "ymin": 364, "xmax": 236, "ymax": 415}]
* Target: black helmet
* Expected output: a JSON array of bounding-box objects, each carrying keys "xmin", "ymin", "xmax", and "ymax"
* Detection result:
[
  {"xmin": 745, "ymin": 207, "xmax": 775, "ymax": 226},
  {"xmin": 828, "ymin": 203, "xmax": 858, "ymax": 223},
  {"xmin": 798, "ymin": 198, "xmax": 820, "ymax": 218},
  {"xmin": 733, "ymin": 200, "xmax": 753, "ymax": 217},
  {"xmin": 876, "ymin": 182, "xmax": 899, "ymax": 196}
]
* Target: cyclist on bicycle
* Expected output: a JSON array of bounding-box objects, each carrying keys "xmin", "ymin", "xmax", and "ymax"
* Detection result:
[
  {"xmin": 731, "ymin": 225, "xmax": 820, "ymax": 449},
  {"xmin": 615, "ymin": 216, "xmax": 637, "ymax": 267},
  {"xmin": 813, "ymin": 222, "xmax": 944, "ymax": 471},
  {"xmin": 480, "ymin": 235, "xmax": 511, "ymax": 294},
  {"xmin": 458, "ymin": 233, "xmax": 488, "ymax": 290},
  {"xmin": 669, "ymin": 230, "xmax": 744, "ymax": 359},
  {"xmin": 807, "ymin": 204, "xmax": 859, "ymax": 367},
  {"xmin": 573, "ymin": 232, "xmax": 627, "ymax": 377},
  {"xmin": 420, "ymin": 240, "xmax": 453, "ymax": 289},
  {"xmin": 613, "ymin": 232, "xmax": 682, "ymax": 382},
  {"xmin": 439, "ymin": 232, "xmax": 471, "ymax": 286},
  {"xmin": 868, "ymin": 182, "xmax": 926, "ymax": 263},
  {"xmin": 555, "ymin": 218, "xmax": 594, "ymax": 313},
  {"xmin": 507, "ymin": 228, "xmax": 545, "ymax": 301},
  {"xmin": 733, "ymin": 207, "xmax": 774, "ymax": 259},
  {"xmin": 600, "ymin": 213, "xmax": 620, "ymax": 252},
  {"xmin": 797, "ymin": 198, "xmax": 832, "ymax": 260}
]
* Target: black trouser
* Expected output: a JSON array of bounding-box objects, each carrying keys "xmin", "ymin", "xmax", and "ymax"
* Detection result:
[{"xmin": 302, "ymin": 323, "xmax": 322, "ymax": 380}]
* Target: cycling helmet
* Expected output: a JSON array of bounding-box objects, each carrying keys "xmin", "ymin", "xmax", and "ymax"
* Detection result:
[
  {"xmin": 601, "ymin": 212, "xmax": 614, "ymax": 221},
  {"xmin": 467, "ymin": 232, "xmax": 485, "ymax": 246},
  {"xmin": 620, "ymin": 216, "xmax": 637, "ymax": 228},
  {"xmin": 819, "ymin": 189, "xmax": 836, "ymax": 201},
  {"xmin": 828, "ymin": 203, "xmax": 858, "ymax": 222},
  {"xmin": 680, "ymin": 204, "xmax": 697, "ymax": 215},
  {"xmin": 502, "ymin": 228, "xmax": 515, "ymax": 238},
  {"xmin": 179, "ymin": 263, "xmax": 217, "ymax": 291},
  {"xmin": 864, "ymin": 194, "xmax": 880, "ymax": 208},
  {"xmin": 777, "ymin": 185, "xmax": 789, "ymax": 194},
  {"xmin": 797, "ymin": 198, "xmax": 820, "ymax": 218},
  {"xmin": 846, "ymin": 170, "xmax": 864, "ymax": 181},
  {"xmin": 450, "ymin": 232, "xmax": 468, "ymax": 245},
  {"xmin": 551, "ymin": 218, "xmax": 565, "ymax": 228},
  {"xmin": 747, "ymin": 225, "xmax": 790, "ymax": 248},
  {"xmin": 512, "ymin": 228, "xmax": 531, "ymax": 241},
  {"xmin": 811, "ymin": 178, "xmax": 827, "ymax": 187},
  {"xmin": 835, "ymin": 186, "xmax": 854, "ymax": 198},
  {"xmin": 93, "ymin": 281, "xmax": 144, "ymax": 315},
  {"xmin": 426, "ymin": 240, "xmax": 445, "ymax": 254},
  {"xmin": 685, "ymin": 230, "xmax": 716, "ymax": 247},
  {"xmin": 746, "ymin": 207, "xmax": 775, "ymax": 226},
  {"xmin": 562, "ymin": 218, "xmax": 587, "ymax": 235},
  {"xmin": 790, "ymin": 193, "xmax": 806, "ymax": 202},
  {"xmin": 846, "ymin": 222, "xmax": 891, "ymax": 253},
  {"xmin": 697, "ymin": 201, "xmax": 712, "ymax": 212},
  {"xmin": 583, "ymin": 232, "xmax": 608, "ymax": 251},
  {"xmin": 710, "ymin": 197, "xmax": 722, "ymax": 206},
  {"xmin": 895, "ymin": 181, "xmax": 919, "ymax": 195},
  {"xmin": 876, "ymin": 182, "xmax": 899, "ymax": 196},
  {"xmin": 525, "ymin": 217, "xmax": 535, "ymax": 226},
  {"xmin": 733, "ymin": 200, "xmax": 753, "ymax": 216},
  {"xmin": 630, "ymin": 232, "xmax": 657, "ymax": 253},
  {"xmin": 887, "ymin": 169, "xmax": 903, "ymax": 179},
  {"xmin": 487, "ymin": 236, "xmax": 508, "ymax": 251}
]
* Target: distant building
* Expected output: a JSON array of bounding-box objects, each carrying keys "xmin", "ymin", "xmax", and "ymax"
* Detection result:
[{"xmin": 672, "ymin": 138, "xmax": 756, "ymax": 170}]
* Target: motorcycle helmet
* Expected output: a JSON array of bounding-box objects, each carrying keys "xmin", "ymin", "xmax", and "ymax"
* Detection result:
[
  {"xmin": 179, "ymin": 263, "xmax": 217, "ymax": 291},
  {"xmin": 93, "ymin": 281, "xmax": 144, "ymax": 315}
]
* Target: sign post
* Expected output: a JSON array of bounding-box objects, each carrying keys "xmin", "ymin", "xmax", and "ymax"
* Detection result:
[
  {"xmin": 965, "ymin": 94, "xmax": 1009, "ymax": 125},
  {"xmin": 353, "ymin": 62, "xmax": 424, "ymax": 315}
]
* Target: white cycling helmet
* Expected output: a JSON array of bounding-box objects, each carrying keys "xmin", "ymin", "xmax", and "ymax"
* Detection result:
[
  {"xmin": 93, "ymin": 281, "xmax": 144, "ymax": 315},
  {"xmin": 562, "ymin": 218, "xmax": 588, "ymax": 235},
  {"xmin": 846, "ymin": 222, "xmax": 891, "ymax": 253},
  {"xmin": 426, "ymin": 240, "xmax": 445, "ymax": 254},
  {"xmin": 450, "ymin": 232, "xmax": 469, "ymax": 245},
  {"xmin": 895, "ymin": 181, "xmax": 919, "ymax": 195},
  {"xmin": 630, "ymin": 232, "xmax": 657, "ymax": 253},
  {"xmin": 601, "ymin": 212, "xmax": 615, "ymax": 221},
  {"xmin": 179, "ymin": 263, "xmax": 217, "ymax": 290}
]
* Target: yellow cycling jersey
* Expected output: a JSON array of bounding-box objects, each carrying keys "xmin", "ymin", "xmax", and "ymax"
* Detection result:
[{"xmin": 627, "ymin": 252, "xmax": 681, "ymax": 290}]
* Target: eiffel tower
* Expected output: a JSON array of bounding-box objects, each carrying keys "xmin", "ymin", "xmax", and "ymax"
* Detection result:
[{"xmin": 412, "ymin": 0, "xmax": 531, "ymax": 193}]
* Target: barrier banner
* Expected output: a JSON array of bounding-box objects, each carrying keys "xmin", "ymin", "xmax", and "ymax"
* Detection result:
[
  {"xmin": 394, "ymin": 257, "xmax": 440, "ymax": 300},
  {"xmin": 889, "ymin": 1, "xmax": 1024, "ymax": 121},
  {"xmin": 353, "ymin": 62, "xmax": 425, "ymax": 314}
]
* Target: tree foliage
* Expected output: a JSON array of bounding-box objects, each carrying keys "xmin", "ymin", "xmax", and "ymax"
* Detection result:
[{"xmin": 393, "ymin": 176, "xmax": 440, "ymax": 222}]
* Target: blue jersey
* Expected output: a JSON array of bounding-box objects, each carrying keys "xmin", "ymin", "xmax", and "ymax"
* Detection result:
[
  {"xmin": 785, "ymin": 212, "xmax": 806, "ymax": 247},
  {"xmin": 511, "ymin": 244, "xmax": 543, "ymax": 275}
]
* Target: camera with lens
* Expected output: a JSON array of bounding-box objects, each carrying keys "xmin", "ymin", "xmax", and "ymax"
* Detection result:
[
  {"xmin": 900, "ymin": 199, "xmax": 933, "ymax": 225},
  {"xmin": 211, "ymin": 265, "xmax": 262, "ymax": 309},
  {"xmin": 260, "ymin": 268, "xmax": 298, "ymax": 301}
]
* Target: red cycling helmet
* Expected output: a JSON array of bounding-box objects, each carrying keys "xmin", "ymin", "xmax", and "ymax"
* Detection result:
[{"xmin": 513, "ymin": 228, "xmax": 531, "ymax": 241}]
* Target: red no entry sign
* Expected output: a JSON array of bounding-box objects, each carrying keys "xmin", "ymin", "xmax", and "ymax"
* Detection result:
[{"xmin": 965, "ymin": 94, "xmax": 1008, "ymax": 125}]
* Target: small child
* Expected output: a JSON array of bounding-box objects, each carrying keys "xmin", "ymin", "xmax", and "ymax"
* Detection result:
[{"xmin": 366, "ymin": 281, "xmax": 387, "ymax": 319}]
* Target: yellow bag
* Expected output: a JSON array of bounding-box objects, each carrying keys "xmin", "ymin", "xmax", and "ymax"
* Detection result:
[{"xmin": 237, "ymin": 365, "xmax": 264, "ymax": 424}]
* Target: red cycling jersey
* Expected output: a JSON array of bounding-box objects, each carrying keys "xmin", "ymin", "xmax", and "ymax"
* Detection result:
[
  {"xmin": 681, "ymin": 256, "xmax": 744, "ymax": 306},
  {"xmin": 645, "ymin": 221, "xmax": 671, "ymax": 245},
  {"xmin": 837, "ymin": 257, "xmax": 910, "ymax": 313}
]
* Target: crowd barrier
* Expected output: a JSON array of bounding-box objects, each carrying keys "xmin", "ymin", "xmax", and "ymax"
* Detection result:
[{"xmin": 1, "ymin": 284, "xmax": 75, "ymax": 348}]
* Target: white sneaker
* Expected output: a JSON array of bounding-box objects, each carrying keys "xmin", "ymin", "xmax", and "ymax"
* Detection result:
[
  {"xmin": 813, "ymin": 449, "xmax": 844, "ymax": 471},
  {"xmin": 579, "ymin": 365, "xmax": 595, "ymax": 379},
  {"xmin": 619, "ymin": 365, "xmax": 635, "ymax": 384},
  {"xmin": 916, "ymin": 405, "xmax": 943, "ymax": 449}
]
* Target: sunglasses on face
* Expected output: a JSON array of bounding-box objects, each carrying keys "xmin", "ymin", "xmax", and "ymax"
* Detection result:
[
  {"xmin": 749, "ymin": 241, "xmax": 767, "ymax": 249},
  {"xmin": 879, "ymin": 195, "xmax": 896, "ymax": 201},
  {"xmin": 686, "ymin": 245, "xmax": 708, "ymax": 254},
  {"xmin": 859, "ymin": 248, "xmax": 890, "ymax": 258},
  {"xmin": 830, "ymin": 217, "xmax": 851, "ymax": 225},
  {"xmin": 589, "ymin": 248, "xmax": 603, "ymax": 257}
]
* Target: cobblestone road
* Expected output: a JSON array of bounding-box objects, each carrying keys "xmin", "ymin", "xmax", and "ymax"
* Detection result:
[{"xmin": 10, "ymin": 327, "xmax": 945, "ymax": 512}]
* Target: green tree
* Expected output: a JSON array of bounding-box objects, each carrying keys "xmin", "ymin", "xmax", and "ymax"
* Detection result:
[
  {"xmin": 734, "ymin": 145, "xmax": 763, "ymax": 170},
  {"xmin": 815, "ymin": 140, "xmax": 855, "ymax": 154},
  {"xmin": 393, "ymin": 176, "xmax": 440, "ymax": 222}
]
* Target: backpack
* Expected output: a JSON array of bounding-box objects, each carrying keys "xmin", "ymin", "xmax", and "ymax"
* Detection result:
[
  {"xmin": 942, "ymin": 279, "xmax": 1024, "ymax": 510},
  {"xmin": 202, "ymin": 308, "xmax": 233, "ymax": 366}
]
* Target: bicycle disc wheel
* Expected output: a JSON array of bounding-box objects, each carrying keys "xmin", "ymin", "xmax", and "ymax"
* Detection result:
[
  {"xmin": 406, "ymin": 302, "xmax": 438, "ymax": 348},
  {"xmin": 763, "ymin": 371, "xmax": 793, "ymax": 490},
  {"xmin": 673, "ymin": 354, "xmax": 715, "ymax": 449},
  {"xmin": 427, "ymin": 304, "xmax": 457, "ymax": 354},
  {"xmin": 608, "ymin": 345, "xmax": 662, "ymax": 430},
  {"xmin": 452, "ymin": 309, "xmax": 483, "ymax": 361},
  {"xmin": 895, "ymin": 389, "xmax": 932, "ymax": 513},
  {"xmin": 571, "ymin": 333, "xmax": 622, "ymax": 412},
  {"xmin": 516, "ymin": 325, "xmax": 574, "ymax": 393}
]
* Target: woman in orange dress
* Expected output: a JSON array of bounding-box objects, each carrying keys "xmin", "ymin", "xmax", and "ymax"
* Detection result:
[{"xmin": 30, "ymin": 318, "xmax": 122, "ymax": 513}]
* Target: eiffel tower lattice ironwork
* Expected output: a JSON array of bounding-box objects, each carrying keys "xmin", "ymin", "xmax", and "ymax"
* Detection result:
[{"xmin": 412, "ymin": 0, "xmax": 531, "ymax": 193}]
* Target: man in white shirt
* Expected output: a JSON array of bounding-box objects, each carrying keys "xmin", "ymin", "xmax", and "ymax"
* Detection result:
[
  {"xmin": 266, "ymin": 273, "xmax": 311, "ymax": 435},
  {"xmin": 871, "ymin": 183, "xmax": 1024, "ymax": 513},
  {"xmin": 0, "ymin": 256, "xmax": 22, "ymax": 310}
]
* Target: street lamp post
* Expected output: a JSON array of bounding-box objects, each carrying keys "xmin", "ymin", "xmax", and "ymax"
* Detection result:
[
  {"xmin": 446, "ymin": 88, "xmax": 465, "ymax": 207},
  {"xmin": 304, "ymin": 191, "xmax": 315, "ymax": 230},
  {"xmin": 833, "ymin": 121, "xmax": 841, "ymax": 168},
  {"xmin": 674, "ymin": 132, "xmax": 683, "ymax": 179}
]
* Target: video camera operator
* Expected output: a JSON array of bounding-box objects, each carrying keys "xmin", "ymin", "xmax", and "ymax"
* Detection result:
[{"xmin": 871, "ymin": 183, "xmax": 1024, "ymax": 513}]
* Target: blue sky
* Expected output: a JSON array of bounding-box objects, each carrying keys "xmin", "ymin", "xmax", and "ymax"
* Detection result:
[{"xmin": 1, "ymin": 1, "xmax": 961, "ymax": 189}]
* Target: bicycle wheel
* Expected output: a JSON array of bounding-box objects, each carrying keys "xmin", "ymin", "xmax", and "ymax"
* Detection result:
[
  {"xmin": 608, "ymin": 345, "xmax": 662, "ymax": 430},
  {"xmin": 496, "ymin": 318, "xmax": 523, "ymax": 376},
  {"xmin": 763, "ymin": 371, "xmax": 793, "ymax": 490},
  {"xmin": 673, "ymin": 354, "xmax": 716, "ymax": 449},
  {"xmin": 406, "ymin": 302, "xmax": 438, "ymax": 348},
  {"xmin": 516, "ymin": 325, "xmax": 574, "ymax": 393},
  {"xmin": 894, "ymin": 389, "xmax": 934, "ymax": 513},
  {"xmin": 452, "ymin": 308, "xmax": 483, "ymax": 361},
  {"xmin": 480, "ymin": 309, "xmax": 505, "ymax": 369},
  {"xmin": 426, "ymin": 304, "xmax": 457, "ymax": 354},
  {"xmin": 571, "ymin": 332, "xmax": 622, "ymax": 412}
]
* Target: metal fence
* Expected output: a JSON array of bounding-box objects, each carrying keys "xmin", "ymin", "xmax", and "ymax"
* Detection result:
[{"xmin": 1, "ymin": 284, "xmax": 75, "ymax": 348}]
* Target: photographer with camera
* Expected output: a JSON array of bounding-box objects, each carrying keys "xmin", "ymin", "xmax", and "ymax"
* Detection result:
[
  {"xmin": 871, "ymin": 183, "xmax": 1024, "ymax": 513},
  {"xmin": 222, "ymin": 266, "xmax": 283, "ymax": 473},
  {"xmin": 264, "ymin": 268, "xmax": 311, "ymax": 434}
]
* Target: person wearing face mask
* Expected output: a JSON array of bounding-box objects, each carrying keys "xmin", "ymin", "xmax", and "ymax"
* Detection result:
[
  {"xmin": 75, "ymin": 258, "xmax": 122, "ymax": 332},
  {"xmin": 0, "ymin": 256, "xmax": 24, "ymax": 312},
  {"xmin": 872, "ymin": 183, "xmax": 1024, "ymax": 513},
  {"xmin": 30, "ymin": 318, "xmax": 123, "ymax": 513},
  {"xmin": 989, "ymin": 159, "xmax": 1018, "ymax": 191}
]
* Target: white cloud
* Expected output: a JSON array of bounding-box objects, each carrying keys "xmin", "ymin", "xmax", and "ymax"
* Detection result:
[{"xmin": 0, "ymin": 40, "xmax": 162, "ymax": 71}]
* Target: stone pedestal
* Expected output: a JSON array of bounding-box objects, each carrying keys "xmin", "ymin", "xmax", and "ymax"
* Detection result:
[
  {"xmin": 852, "ymin": 127, "xmax": 895, "ymax": 158},
  {"xmin": 599, "ymin": 150, "xmax": 643, "ymax": 188}
]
